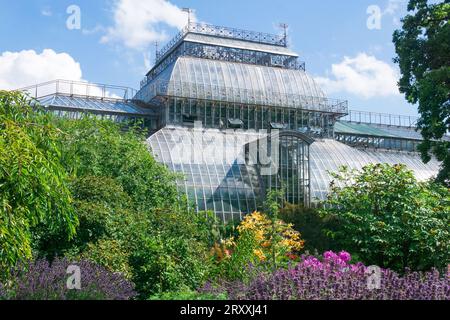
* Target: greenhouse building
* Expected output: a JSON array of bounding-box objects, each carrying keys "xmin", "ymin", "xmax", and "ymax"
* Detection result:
[{"xmin": 21, "ymin": 22, "xmax": 446, "ymax": 222}]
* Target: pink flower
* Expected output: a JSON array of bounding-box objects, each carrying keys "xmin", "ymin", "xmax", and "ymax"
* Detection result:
[
  {"xmin": 338, "ymin": 251, "xmax": 351, "ymax": 263},
  {"xmin": 302, "ymin": 257, "xmax": 323, "ymax": 269},
  {"xmin": 323, "ymin": 251, "xmax": 341, "ymax": 263},
  {"xmin": 323, "ymin": 251, "xmax": 339, "ymax": 261}
]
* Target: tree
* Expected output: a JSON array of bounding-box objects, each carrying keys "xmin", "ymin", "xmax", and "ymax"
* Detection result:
[
  {"xmin": 321, "ymin": 164, "xmax": 449, "ymax": 272},
  {"xmin": 0, "ymin": 91, "xmax": 77, "ymax": 274},
  {"xmin": 393, "ymin": 0, "xmax": 450, "ymax": 185}
]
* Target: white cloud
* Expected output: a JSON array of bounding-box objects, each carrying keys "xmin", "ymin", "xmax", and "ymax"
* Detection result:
[
  {"xmin": 315, "ymin": 53, "xmax": 401, "ymax": 99},
  {"xmin": 101, "ymin": 0, "xmax": 193, "ymax": 50},
  {"xmin": 0, "ymin": 49, "xmax": 121, "ymax": 99},
  {"xmin": 0, "ymin": 49, "xmax": 82, "ymax": 90}
]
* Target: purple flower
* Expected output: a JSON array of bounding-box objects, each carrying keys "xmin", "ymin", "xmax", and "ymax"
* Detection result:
[
  {"xmin": 323, "ymin": 251, "xmax": 338, "ymax": 261},
  {"xmin": 1, "ymin": 258, "xmax": 136, "ymax": 300},
  {"xmin": 338, "ymin": 251, "xmax": 351, "ymax": 263},
  {"xmin": 202, "ymin": 252, "xmax": 450, "ymax": 300}
]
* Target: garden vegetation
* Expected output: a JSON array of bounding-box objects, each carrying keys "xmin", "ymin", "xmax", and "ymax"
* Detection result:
[{"xmin": 0, "ymin": 90, "xmax": 449, "ymax": 300}]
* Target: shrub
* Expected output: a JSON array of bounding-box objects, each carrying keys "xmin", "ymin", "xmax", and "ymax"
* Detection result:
[
  {"xmin": 33, "ymin": 175, "xmax": 134, "ymax": 260},
  {"xmin": 39, "ymin": 178, "xmax": 214, "ymax": 298},
  {"xmin": 0, "ymin": 283, "xmax": 7, "ymax": 300},
  {"xmin": 201, "ymin": 251, "xmax": 450, "ymax": 300},
  {"xmin": 280, "ymin": 204, "xmax": 338, "ymax": 253},
  {"xmin": 128, "ymin": 208, "xmax": 213, "ymax": 298},
  {"xmin": 237, "ymin": 211, "xmax": 304, "ymax": 263},
  {"xmin": 321, "ymin": 164, "xmax": 450, "ymax": 272},
  {"xmin": 79, "ymin": 239, "xmax": 132, "ymax": 279},
  {"xmin": 55, "ymin": 116, "xmax": 180, "ymax": 211},
  {"xmin": 0, "ymin": 95, "xmax": 220, "ymax": 299},
  {"xmin": 1, "ymin": 258, "xmax": 136, "ymax": 300}
]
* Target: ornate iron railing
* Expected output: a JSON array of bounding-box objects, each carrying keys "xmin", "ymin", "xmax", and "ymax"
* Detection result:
[
  {"xmin": 155, "ymin": 22, "xmax": 287, "ymax": 65},
  {"xmin": 17, "ymin": 80, "xmax": 137, "ymax": 101},
  {"xmin": 341, "ymin": 110, "xmax": 419, "ymax": 128}
]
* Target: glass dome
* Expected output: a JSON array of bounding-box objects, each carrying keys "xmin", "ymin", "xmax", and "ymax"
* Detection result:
[{"xmin": 136, "ymin": 56, "xmax": 341, "ymax": 112}]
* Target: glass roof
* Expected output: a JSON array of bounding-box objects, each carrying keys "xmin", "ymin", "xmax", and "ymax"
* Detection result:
[
  {"xmin": 335, "ymin": 121, "xmax": 399, "ymax": 137},
  {"xmin": 147, "ymin": 127, "xmax": 441, "ymax": 219},
  {"xmin": 137, "ymin": 56, "xmax": 347, "ymax": 113},
  {"xmin": 335, "ymin": 121, "xmax": 449, "ymax": 141},
  {"xmin": 184, "ymin": 33, "xmax": 298, "ymax": 57},
  {"xmin": 310, "ymin": 139, "xmax": 440, "ymax": 201},
  {"xmin": 37, "ymin": 94, "xmax": 154, "ymax": 116}
]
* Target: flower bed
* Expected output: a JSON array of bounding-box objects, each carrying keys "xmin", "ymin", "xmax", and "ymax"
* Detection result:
[
  {"xmin": 201, "ymin": 251, "xmax": 450, "ymax": 300},
  {"xmin": 1, "ymin": 258, "xmax": 136, "ymax": 300}
]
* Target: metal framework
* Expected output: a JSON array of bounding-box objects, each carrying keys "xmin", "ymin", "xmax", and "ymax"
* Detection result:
[
  {"xmin": 143, "ymin": 41, "xmax": 305, "ymax": 86},
  {"xmin": 335, "ymin": 132, "xmax": 421, "ymax": 152},
  {"xmin": 248, "ymin": 131, "xmax": 312, "ymax": 207},
  {"xmin": 19, "ymin": 79, "xmax": 138, "ymax": 101},
  {"xmin": 155, "ymin": 22, "xmax": 287, "ymax": 65},
  {"xmin": 148, "ymin": 127, "xmax": 266, "ymax": 222},
  {"xmin": 139, "ymin": 80, "xmax": 348, "ymax": 115},
  {"xmin": 17, "ymin": 80, "xmax": 158, "ymax": 129},
  {"xmin": 341, "ymin": 110, "xmax": 418, "ymax": 128},
  {"xmin": 163, "ymin": 96, "xmax": 339, "ymax": 138}
]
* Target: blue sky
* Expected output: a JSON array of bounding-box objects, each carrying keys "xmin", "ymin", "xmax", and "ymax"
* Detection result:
[{"xmin": 0, "ymin": 0, "xmax": 419, "ymax": 116}]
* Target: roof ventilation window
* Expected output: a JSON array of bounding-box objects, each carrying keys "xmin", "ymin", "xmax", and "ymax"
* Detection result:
[
  {"xmin": 183, "ymin": 113, "xmax": 198, "ymax": 123},
  {"xmin": 270, "ymin": 122, "xmax": 288, "ymax": 130},
  {"xmin": 228, "ymin": 118, "xmax": 244, "ymax": 129}
]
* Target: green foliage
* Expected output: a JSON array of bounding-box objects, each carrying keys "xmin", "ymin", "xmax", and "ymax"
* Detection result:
[
  {"xmin": 80, "ymin": 239, "xmax": 133, "ymax": 279},
  {"xmin": 0, "ymin": 91, "xmax": 77, "ymax": 274},
  {"xmin": 33, "ymin": 175, "xmax": 133, "ymax": 260},
  {"xmin": 38, "ymin": 176, "xmax": 214, "ymax": 298},
  {"xmin": 196, "ymin": 211, "xmax": 224, "ymax": 247},
  {"xmin": 279, "ymin": 204, "xmax": 338, "ymax": 253},
  {"xmin": 55, "ymin": 116, "xmax": 180, "ymax": 211},
  {"xmin": 393, "ymin": 0, "xmax": 450, "ymax": 185},
  {"xmin": 212, "ymin": 208, "xmax": 305, "ymax": 281},
  {"xmin": 0, "ymin": 93, "xmax": 220, "ymax": 298},
  {"xmin": 125, "ymin": 207, "xmax": 213, "ymax": 298},
  {"xmin": 321, "ymin": 164, "xmax": 450, "ymax": 272},
  {"xmin": 264, "ymin": 190, "xmax": 285, "ymax": 271},
  {"xmin": 28, "ymin": 113, "xmax": 215, "ymax": 298},
  {"xmin": 130, "ymin": 232, "xmax": 210, "ymax": 298},
  {"xmin": 214, "ymin": 230, "xmax": 260, "ymax": 281}
]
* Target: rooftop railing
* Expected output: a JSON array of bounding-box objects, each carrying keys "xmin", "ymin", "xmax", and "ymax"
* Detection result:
[
  {"xmin": 142, "ymin": 43, "xmax": 306, "ymax": 88},
  {"xmin": 17, "ymin": 80, "xmax": 138, "ymax": 101},
  {"xmin": 341, "ymin": 110, "xmax": 419, "ymax": 128},
  {"xmin": 155, "ymin": 22, "xmax": 287, "ymax": 66},
  {"xmin": 136, "ymin": 80, "xmax": 349, "ymax": 115}
]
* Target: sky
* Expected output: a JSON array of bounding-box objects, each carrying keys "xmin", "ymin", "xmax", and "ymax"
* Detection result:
[{"xmin": 0, "ymin": 0, "xmax": 420, "ymax": 116}]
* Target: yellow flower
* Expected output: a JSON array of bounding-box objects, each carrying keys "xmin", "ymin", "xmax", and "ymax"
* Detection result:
[{"xmin": 254, "ymin": 249, "xmax": 266, "ymax": 261}]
